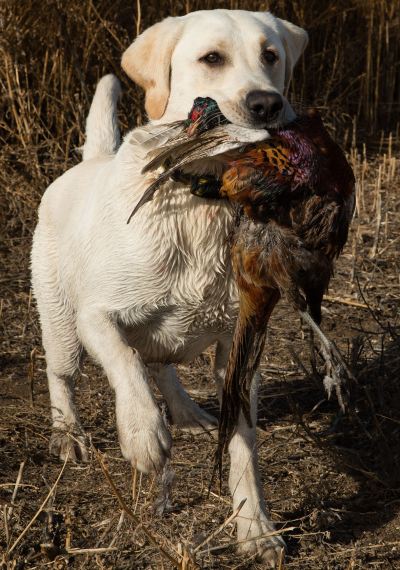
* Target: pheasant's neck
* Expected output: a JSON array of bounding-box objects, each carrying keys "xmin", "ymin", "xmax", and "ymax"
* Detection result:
[{"xmin": 285, "ymin": 138, "xmax": 319, "ymax": 185}]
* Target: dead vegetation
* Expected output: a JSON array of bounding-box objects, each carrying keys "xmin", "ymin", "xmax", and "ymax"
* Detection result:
[{"xmin": 1, "ymin": 0, "xmax": 400, "ymax": 568}]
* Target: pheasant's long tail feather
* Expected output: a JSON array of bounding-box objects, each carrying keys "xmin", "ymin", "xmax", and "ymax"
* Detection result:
[
  {"xmin": 214, "ymin": 313, "xmax": 259, "ymax": 488},
  {"xmin": 215, "ymin": 289, "xmax": 280, "ymax": 486}
]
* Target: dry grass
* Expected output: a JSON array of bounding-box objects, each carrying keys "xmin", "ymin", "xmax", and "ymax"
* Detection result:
[{"xmin": 1, "ymin": 1, "xmax": 400, "ymax": 568}]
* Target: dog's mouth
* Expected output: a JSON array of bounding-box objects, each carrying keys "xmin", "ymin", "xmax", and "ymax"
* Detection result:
[
  {"xmin": 184, "ymin": 96, "xmax": 297, "ymax": 138},
  {"xmin": 214, "ymin": 98, "xmax": 296, "ymax": 132},
  {"xmin": 184, "ymin": 98, "xmax": 291, "ymax": 138}
]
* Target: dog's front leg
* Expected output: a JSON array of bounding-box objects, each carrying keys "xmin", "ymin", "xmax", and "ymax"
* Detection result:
[
  {"xmin": 77, "ymin": 311, "xmax": 172, "ymax": 473},
  {"xmin": 215, "ymin": 339, "xmax": 285, "ymax": 568}
]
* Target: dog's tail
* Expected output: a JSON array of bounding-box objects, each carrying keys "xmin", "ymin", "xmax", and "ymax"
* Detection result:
[{"xmin": 82, "ymin": 74, "xmax": 121, "ymax": 161}]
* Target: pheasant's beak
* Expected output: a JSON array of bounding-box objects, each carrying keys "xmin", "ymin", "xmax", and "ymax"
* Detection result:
[
  {"xmin": 186, "ymin": 121, "xmax": 200, "ymax": 137},
  {"xmin": 186, "ymin": 114, "xmax": 210, "ymax": 137}
]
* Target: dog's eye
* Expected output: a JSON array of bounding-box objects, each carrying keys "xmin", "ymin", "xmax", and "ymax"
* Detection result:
[
  {"xmin": 262, "ymin": 49, "xmax": 278, "ymax": 65},
  {"xmin": 200, "ymin": 52, "xmax": 224, "ymax": 66}
]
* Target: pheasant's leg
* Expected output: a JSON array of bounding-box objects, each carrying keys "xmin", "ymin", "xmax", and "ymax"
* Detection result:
[
  {"xmin": 149, "ymin": 364, "xmax": 217, "ymax": 437},
  {"xmin": 299, "ymin": 311, "xmax": 352, "ymax": 410},
  {"xmin": 214, "ymin": 339, "xmax": 285, "ymax": 568}
]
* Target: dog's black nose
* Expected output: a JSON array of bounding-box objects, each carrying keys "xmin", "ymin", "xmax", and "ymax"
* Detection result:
[{"xmin": 246, "ymin": 90, "xmax": 283, "ymax": 122}]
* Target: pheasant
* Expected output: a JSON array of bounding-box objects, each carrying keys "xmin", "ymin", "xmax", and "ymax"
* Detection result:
[{"xmin": 131, "ymin": 98, "xmax": 356, "ymax": 464}]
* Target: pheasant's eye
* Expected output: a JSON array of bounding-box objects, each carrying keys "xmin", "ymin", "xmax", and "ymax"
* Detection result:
[
  {"xmin": 262, "ymin": 49, "xmax": 278, "ymax": 65},
  {"xmin": 200, "ymin": 52, "xmax": 224, "ymax": 66}
]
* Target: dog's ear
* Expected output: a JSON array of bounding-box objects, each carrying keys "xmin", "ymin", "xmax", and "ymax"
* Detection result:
[
  {"xmin": 276, "ymin": 18, "xmax": 308, "ymax": 92},
  {"xmin": 122, "ymin": 17, "xmax": 183, "ymax": 120}
]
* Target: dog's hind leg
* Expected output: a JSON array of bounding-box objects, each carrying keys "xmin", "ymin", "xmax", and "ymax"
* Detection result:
[
  {"xmin": 46, "ymin": 362, "xmax": 88, "ymax": 462},
  {"xmin": 32, "ymin": 229, "xmax": 88, "ymax": 462},
  {"xmin": 150, "ymin": 364, "xmax": 217, "ymax": 438}
]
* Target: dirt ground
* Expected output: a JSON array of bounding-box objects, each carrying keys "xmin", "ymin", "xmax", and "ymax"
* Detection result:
[{"xmin": 1, "ymin": 132, "xmax": 400, "ymax": 570}]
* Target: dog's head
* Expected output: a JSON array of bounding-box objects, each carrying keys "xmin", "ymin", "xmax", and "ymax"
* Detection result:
[{"xmin": 122, "ymin": 10, "xmax": 308, "ymax": 128}]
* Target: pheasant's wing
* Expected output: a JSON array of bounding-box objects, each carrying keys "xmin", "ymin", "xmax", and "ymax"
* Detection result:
[
  {"xmin": 128, "ymin": 121, "xmax": 184, "ymax": 160},
  {"xmin": 142, "ymin": 124, "xmax": 270, "ymax": 173},
  {"xmin": 142, "ymin": 131, "xmax": 228, "ymax": 173},
  {"xmin": 128, "ymin": 126, "xmax": 271, "ymax": 220},
  {"xmin": 291, "ymin": 189, "xmax": 356, "ymax": 260},
  {"xmin": 128, "ymin": 135, "xmax": 232, "ymax": 221}
]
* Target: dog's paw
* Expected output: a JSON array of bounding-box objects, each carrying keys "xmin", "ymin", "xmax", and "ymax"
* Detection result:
[
  {"xmin": 172, "ymin": 402, "xmax": 217, "ymax": 438},
  {"xmin": 237, "ymin": 514, "xmax": 286, "ymax": 568},
  {"xmin": 118, "ymin": 412, "xmax": 172, "ymax": 473},
  {"xmin": 50, "ymin": 429, "xmax": 89, "ymax": 463}
]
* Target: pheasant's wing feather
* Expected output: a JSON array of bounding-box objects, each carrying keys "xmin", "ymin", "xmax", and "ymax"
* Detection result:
[
  {"xmin": 142, "ymin": 133, "xmax": 228, "ymax": 173},
  {"xmin": 126, "ymin": 175, "xmax": 172, "ymax": 223},
  {"xmin": 143, "ymin": 124, "xmax": 270, "ymax": 173},
  {"xmin": 128, "ymin": 141, "xmax": 227, "ymax": 221},
  {"xmin": 129, "ymin": 125, "xmax": 271, "ymax": 220},
  {"xmin": 128, "ymin": 140, "xmax": 228, "ymax": 220},
  {"xmin": 128, "ymin": 121, "xmax": 184, "ymax": 160}
]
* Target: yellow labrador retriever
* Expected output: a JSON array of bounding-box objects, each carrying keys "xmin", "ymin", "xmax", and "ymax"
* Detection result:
[{"xmin": 32, "ymin": 9, "xmax": 307, "ymax": 566}]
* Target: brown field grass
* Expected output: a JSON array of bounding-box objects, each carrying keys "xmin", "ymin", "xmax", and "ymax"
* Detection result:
[{"xmin": 1, "ymin": 1, "xmax": 400, "ymax": 568}]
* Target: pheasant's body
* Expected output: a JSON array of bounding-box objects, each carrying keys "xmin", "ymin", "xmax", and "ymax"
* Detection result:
[
  {"xmin": 219, "ymin": 110, "xmax": 355, "ymax": 449},
  {"xmin": 134, "ymin": 99, "xmax": 356, "ymax": 459}
]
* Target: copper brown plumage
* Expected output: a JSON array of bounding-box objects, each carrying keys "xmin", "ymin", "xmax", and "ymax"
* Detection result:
[{"xmin": 132, "ymin": 99, "xmax": 356, "ymax": 470}]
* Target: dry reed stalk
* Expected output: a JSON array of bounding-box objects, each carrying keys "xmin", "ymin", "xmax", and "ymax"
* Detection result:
[
  {"xmin": 6, "ymin": 461, "xmax": 25, "ymax": 523},
  {"xmin": 370, "ymin": 164, "xmax": 382, "ymax": 258},
  {"xmin": 136, "ymin": 0, "xmax": 142, "ymax": 37},
  {"xmin": 131, "ymin": 463, "xmax": 138, "ymax": 501},
  {"xmin": 3, "ymin": 507, "xmax": 10, "ymax": 549},
  {"xmin": 324, "ymin": 295, "xmax": 369, "ymax": 309},
  {"xmin": 67, "ymin": 546, "xmax": 118, "ymax": 555},
  {"xmin": 27, "ymin": 348, "xmax": 36, "ymax": 408},
  {"xmin": 196, "ymin": 525, "xmax": 296, "ymax": 557},
  {"xmin": 107, "ymin": 511, "xmax": 125, "ymax": 549},
  {"xmin": 65, "ymin": 509, "xmax": 72, "ymax": 551}
]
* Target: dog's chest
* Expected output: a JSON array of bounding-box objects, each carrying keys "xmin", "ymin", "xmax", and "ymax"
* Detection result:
[
  {"xmin": 121, "ymin": 294, "xmax": 237, "ymax": 363},
  {"xmin": 115, "ymin": 190, "xmax": 238, "ymax": 362}
]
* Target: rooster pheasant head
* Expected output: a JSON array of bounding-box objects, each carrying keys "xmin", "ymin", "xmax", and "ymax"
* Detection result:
[{"xmin": 184, "ymin": 97, "xmax": 230, "ymax": 136}]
